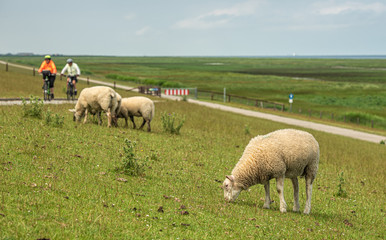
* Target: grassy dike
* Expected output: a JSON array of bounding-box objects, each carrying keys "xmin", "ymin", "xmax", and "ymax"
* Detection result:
[{"xmin": 0, "ymin": 81, "xmax": 385, "ymax": 238}]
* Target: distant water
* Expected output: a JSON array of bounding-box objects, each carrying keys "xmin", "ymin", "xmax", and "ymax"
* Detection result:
[{"xmin": 232, "ymin": 55, "xmax": 386, "ymax": 59}]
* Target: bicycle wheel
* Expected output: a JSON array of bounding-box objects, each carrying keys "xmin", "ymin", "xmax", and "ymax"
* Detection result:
[
  {"xmin": 43, "ymin": 81, "xmax": 49, "ymax": 101},
  {"xmin": 66, "ymin": 84, "xmax": 71, "ymax": 100},
  {"xmin": 71, "ymin": 88, "xmax": 75, "ymax": 100}
]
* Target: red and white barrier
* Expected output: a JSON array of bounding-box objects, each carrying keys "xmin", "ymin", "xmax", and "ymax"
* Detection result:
[{"xmin": 164, "ymin": 89, "xmax": 190, "ymax": 96}]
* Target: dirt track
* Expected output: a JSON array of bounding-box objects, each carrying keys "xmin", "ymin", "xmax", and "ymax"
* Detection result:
[{"xmin": 1, "ymin": 60, "xmax": 385, "ymax": 144}]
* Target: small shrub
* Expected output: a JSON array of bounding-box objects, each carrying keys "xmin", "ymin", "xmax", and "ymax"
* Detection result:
[
  {"xmin": 380, "ymin": 140, "xmax": 385, "ymax": 145},
  {"xmin": 244, "ymin": 124, "xmax": 250, "ymax": 135},
  {"xmin": 161, "ymin": 112, "xmax": 185, "ymax": 135},
  {"xmin": 334, "ymin": 172, "xmax": 348, "ymax": 198},
  {"xmin": 44, "ymin": 108, "xmax": 53, "ymax": 124},
  {"xmin": 22, "ymin": 96, "xmax": 43, "ymax": 118},
  {"xmin": 44, "ymin": 108, "xmax": 64, "ymax": 127},
  {"xmin": 116, "ymin": 139, "xmax": 147, "ymax": 176}
]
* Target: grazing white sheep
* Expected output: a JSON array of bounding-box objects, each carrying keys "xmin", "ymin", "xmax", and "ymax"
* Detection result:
[
  {"xmin": 69, "ymin": 86, "xmax": 120, "ymax": 128},
  {"xmin": 116, "ymin": 96, "xmax": 154, "ymax": 132},
  {"xmin": 222, "ymin": 129, "xmax": 319, "ymax": 214},
  {"xmin": 112, "ymin": 92, "xmax": 122, "ymax": 127}
]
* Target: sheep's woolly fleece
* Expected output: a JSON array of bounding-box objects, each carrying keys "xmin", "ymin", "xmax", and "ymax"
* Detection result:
[{"xmin": 231, "ymin": 129, "xmax": 319, "ymax": 189}]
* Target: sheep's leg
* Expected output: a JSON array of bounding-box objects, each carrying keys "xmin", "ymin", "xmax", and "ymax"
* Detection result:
[
  {"xmin": 304, "ymin": 176, "xmax": 313, "ymax": 214},
  {"xmin": 263, "ymin": 182, "xmax": 271, "ymax": 209},
  {"xmin": 276, "ymin": 176, "xmax": 287, "ymax": 213},
  {"xmin": 291, "ymin": 177, "xmax": 300, "ymax": 212},
  {"xmin": 130, "ymin": 116, "xmax": 136, "ymax": 129},
  {"xmin": 139, "ymin": 118, "xmax": 146, "ymax": 130},
  {"xmin": 107, "ymin": 109, "xmax": 112, "ymax": 128},
  {"xmin": 147, "ymin": 121, "xmax": 151, "ymax": 132},
  {"xmin": 98, "ymin": 112, "xmax": 102, "ymax": 125},
  {"xmin": 124, "ymin": 117, "xmax": 129, "ymax": 128},
  {"xmin": 83, "ymin": 109, "xmax": 88, "ymax": 124}
]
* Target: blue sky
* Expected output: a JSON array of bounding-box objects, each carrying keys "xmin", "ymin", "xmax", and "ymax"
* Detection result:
[{"xmin": 1, "ymin": 0, "xmax": 385, "ymax": 56}]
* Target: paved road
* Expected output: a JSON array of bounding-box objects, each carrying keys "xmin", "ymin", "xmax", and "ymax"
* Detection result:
[
  {"xmin": 187, "ymin": 99, "xmax": 385, "ymax": 143},
  {"xmin": 1, "ymin": 60, "xmax": 385, "ymax": 143}
]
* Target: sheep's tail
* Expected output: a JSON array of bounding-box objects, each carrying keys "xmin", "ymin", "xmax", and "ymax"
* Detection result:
[
  {"xmin": 151, "ymin": 101, "xmax": 155, "ymax": 120},
  {"xmin": 142, "ymin": 101, "xmax": 155, "ymax": 121}
]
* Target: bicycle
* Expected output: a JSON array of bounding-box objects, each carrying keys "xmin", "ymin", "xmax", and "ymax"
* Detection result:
[
  {"xmin": 42, "ymin": 70, "xmax": 51, "ymax": 101},
  {"xmin": 66, "ymin": 76, "xmax": 75, "ymax": 100}
]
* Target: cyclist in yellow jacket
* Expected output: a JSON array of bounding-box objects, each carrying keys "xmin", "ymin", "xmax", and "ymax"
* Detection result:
[{"xmin": 38, "ymin": 55, "xmax": 57, "ymax": 99}]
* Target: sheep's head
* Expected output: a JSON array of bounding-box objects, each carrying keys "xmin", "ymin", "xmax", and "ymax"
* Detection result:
[
  {"xmin": 222, "ymin": 175, "xmax": 242, "ymax": 202},
  {"xmin": 111, "ymin": 115, "xmax": 118, "ymax": 127},
  {"xmin": 68, "ymin": 109, "xmax": 82, "ymax": 122}
]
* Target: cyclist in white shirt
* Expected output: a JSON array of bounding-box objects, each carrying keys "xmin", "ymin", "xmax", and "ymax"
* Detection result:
[{"xmin": 61, "ymin": 58, "xmax": 81, "ymax": 95}]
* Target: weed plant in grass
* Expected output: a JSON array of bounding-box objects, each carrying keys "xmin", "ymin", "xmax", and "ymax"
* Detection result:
[
  {"xmin": 0, "ymin": 100, "xmax": 385, "ymax": 239},
  {"xmin": 161, "ymin": 111, "xmax": 185, "ymax": 134},
  {"xmin": 115, "ymin": 139, "xmax": 147, "ymax": 176},
  {"xmin": 21, "ymin": 96, "xmax": 43, "ymax": 118}
]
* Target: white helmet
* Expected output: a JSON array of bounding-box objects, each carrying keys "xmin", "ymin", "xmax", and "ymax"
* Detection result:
[{"xmin": 67, "ymin": 58, "xmax": 73, "ymax": 63}]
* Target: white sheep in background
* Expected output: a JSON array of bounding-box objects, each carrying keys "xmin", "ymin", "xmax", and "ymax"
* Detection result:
[
  {"xmin": 69, "ymin": 86, "xmax": 120, "ymax": 128},
  {"xmin": 222, "ymin": 129, "xmax": 319, "ymax": 214},
  {"xmin": 116, "ymin": 96, "xmax": 155, "ymax": 132},
  {"xmin": 112, "ymin": 92, "xmax": 122, "ymax": 127}
]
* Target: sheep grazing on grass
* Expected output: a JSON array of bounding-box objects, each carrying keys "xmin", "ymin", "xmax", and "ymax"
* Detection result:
[
  {"xmin": 116, "ymin": 96, "xmax": 154, "ymax": 132},
  {"xmin": 222, "ymin": 129, "xmax": 319, "ymax": 214},
  {"xmin": 112, "ymin": 92, "xmax": 122, "ymax": 127},
  {"xmin": 69, "ymin": 86, "xmax": 121, "ymax": 128}
]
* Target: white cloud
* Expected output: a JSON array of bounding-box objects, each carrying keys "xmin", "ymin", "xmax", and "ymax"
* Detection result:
[
  {"xmin": 288, "ymin": 23, "xmax": 352, "ymax": 31},
  {"xmin": 173, "ymin": 0, "xmax": 262, "ymax": 29},
  {"xmin": 135, "ymin": 26, "xmax": 150, "ymax": 36},
  {"xmin": 124, "ymin": 14, "xmax": 136, "ymax": 20},
  {"xmin": 317, "ymin": 2, "xmax": 386, "ymax": 15}
]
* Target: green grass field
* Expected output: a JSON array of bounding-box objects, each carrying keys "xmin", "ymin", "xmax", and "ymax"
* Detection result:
[
  {"xmin": 1, "ymin": 56, "xmax": 385, "ymax": 130},
  {"xmin": 0, "ymin": 68, "xmax": 385, "ymax": 239}
]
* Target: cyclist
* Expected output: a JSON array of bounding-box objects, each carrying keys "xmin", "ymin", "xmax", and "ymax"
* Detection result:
[
  {"xmin": 38, "ymin": 55, "xmax": 57, "ymax": 99},
  {"xmin": 60, "ymin": 58, "xmax": 81, "ymax": 95}
]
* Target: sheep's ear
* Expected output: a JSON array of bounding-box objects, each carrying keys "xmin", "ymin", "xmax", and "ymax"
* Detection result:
[
  {"xmin": 226, "ymin": 175, "xmax": 234, "ymax": 182},
  {"xmin": 68, "ymin": 109, "xmax": 76, "ymax": 113}
]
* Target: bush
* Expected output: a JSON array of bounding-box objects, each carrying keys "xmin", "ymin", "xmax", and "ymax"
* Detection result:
[
  {"xmin": 161, "ymin": 112, "xmax": 185, "ymax": 135},
  {"xmin": 342, "ymin": 112, "xmax": 384, "ymax": 124},
  {"xmin": 244, "ymin": 124, "xmax": 250, "ymax": 135},
  {"xmin": 334, "ymin": 172, "xmax": 348, "ymax": 198},
  {"xmin": 22, "ymin": 96, "xmax": 43, "ymax": 118},
  {"xmin": 116, "ymin": 139, "xmax": 147, "ymax": 176},
  {"xmin": 44, "ymin": 108, "xmax": 64, "ymax": 127}
]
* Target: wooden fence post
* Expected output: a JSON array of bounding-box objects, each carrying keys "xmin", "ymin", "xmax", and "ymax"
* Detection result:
[
  {"xmin": 371, "ymin": 120, "xmax": 374, "ymax": 128},
  {"xmin": 281, "ymin": 104, "xmax": 284, "ymax": 111},
  {"xmin": 114, "ymin": 81, "xmax": 116, "ymax": 89},
  {"xmin": 33, "ymin": 67, "xmax": 35, "ymax": 76},
  {"xmin": 87, "ymin": 77, "xmax": 89, "ymax": 85},
  {"xmin": 6, "ymin": 62, "xmax": 8, "ymax": 71},
  {"xmin": 211, "ymin": 93, "xmax": 214, "ymax": 101},
  {"xmin": 228, "ymin": 95, "xmax": 231, "ymax": 102}
]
